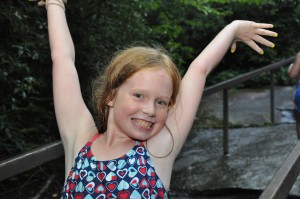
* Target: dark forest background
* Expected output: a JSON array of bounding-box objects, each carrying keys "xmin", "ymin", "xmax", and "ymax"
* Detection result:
[{"xmin": 1, "ymin": 0, "xmax": 300, "ymax": 159}]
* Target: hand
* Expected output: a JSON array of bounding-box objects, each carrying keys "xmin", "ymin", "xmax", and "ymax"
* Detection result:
[
  {"xmin": 28, "ymin": 0, "xmax": 46, "ymax": 7},
  {"xmin": 29, "ymin": 0, "xmax": 67, "ymax": 7},
  {"xmin": 230, "ymin": 20, "xmax": 277, "ymax": 55}
]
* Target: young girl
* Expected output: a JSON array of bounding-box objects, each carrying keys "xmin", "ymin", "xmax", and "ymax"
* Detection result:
[{"xmin": 35, "ymin": 0, "xmax": 277, "ymax": 198}]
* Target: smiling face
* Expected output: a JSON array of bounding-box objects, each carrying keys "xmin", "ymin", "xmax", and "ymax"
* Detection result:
[{"xmin": 107, "ymin": 68, "xmax": 173, "ymax": 141}]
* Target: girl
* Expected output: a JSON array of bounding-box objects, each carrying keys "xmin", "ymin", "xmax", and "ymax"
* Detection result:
[{"xmin": 36, "ymin": 0, "xmax": 277, "ymax": 198}]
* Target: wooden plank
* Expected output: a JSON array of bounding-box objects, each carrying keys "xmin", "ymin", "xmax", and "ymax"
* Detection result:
[
  {"xmin": 259, "ymin": 141, "xmax": 300, "ymax": 199},
  {"xmin": 0, "ymin": 141, "xmax": 64, "ymax": 181}
]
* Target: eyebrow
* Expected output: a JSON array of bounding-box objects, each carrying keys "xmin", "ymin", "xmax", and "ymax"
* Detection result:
[{"xmin": 131, "ymin": 88, "xmax": 171, "ymax": 100}]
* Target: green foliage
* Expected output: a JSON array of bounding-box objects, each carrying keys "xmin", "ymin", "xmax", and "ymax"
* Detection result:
[
  {"xmin": 65, "ymin": 0, "xmax": 156, "ymax": 97},
  {"xmin": 0, "ymin": 1, "xmax": 57, "ymax": 158},
  {"xmin": 143, "ymin": 0, "xmax": 230, "ymax": 71}
]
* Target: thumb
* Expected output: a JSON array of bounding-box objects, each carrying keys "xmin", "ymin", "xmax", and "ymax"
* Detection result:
[
  {"xmin": 37, "ymin": 1, "xmax": 46, "ymax": 7},
  {"xmin": 230, "ymin": 41, "xmax": 237, "ymax": 53}
]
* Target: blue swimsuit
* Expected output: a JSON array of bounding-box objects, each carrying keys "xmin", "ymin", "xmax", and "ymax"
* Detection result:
[
  {"xmin": 295, "ymin": 83, "xmax": 300, "ymax": 115},
  {"xmin": 61, "ymin": 134, "xmax": 168, "ymax": 198}
]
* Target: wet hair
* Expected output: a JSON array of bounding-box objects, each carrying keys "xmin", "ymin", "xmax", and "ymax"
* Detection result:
[{"xmin": 92, "ymin": 46, "xmax": 181, "ymax": 133}]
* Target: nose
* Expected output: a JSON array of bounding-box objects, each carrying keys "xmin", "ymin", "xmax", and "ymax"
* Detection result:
[{"xmin": 142, "ymin": 101, "xmax": 156, "ymax": 117}]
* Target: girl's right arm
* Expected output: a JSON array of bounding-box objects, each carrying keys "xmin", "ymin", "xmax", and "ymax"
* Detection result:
[
  {"xmin": 40, "ymin": 1, "xmax": 97, "ymax": 163},
  {"xmin": 288, "ymin": 52, "xmax": 300, "ymax": 79},
  {"xmin": 166, "ymin": 20, "xmax": 277, "ymax": 157}
]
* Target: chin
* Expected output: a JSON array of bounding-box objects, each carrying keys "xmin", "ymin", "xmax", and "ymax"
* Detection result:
[{"xmin": 132, "ymin": 133, "xmax": 153, "ymax": 142}]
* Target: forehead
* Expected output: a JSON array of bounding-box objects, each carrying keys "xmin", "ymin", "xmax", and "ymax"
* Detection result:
[{"xmin": 122, "ymin": 68, "xmax": 173, "ymax": 96}]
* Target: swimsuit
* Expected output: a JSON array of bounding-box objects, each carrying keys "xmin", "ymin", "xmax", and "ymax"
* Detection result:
[
  {"xmin": 294, "ymin": 83, "xmax": 300, "ymax": 115},
  {"xmin": 61, "ymin": 134, "xmax": 168, "ymax": 198}
]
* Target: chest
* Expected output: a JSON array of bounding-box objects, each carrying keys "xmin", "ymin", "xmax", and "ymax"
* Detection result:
[{"xmin": 62, "ymin": 143, "xmax": 168, "ymax": 198}]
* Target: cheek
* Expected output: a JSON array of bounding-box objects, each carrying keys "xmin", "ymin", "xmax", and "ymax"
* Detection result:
[
  {"xmin": 125, "ymin": 101, "xmax": 140, "ymax": 112},
  {"xmin": 157, "ymin": 109, "xmax": 169, "ymax": 122},
  {"xmin": 115, "ymin": 100, "xmax": 139, "ymax": 117}
]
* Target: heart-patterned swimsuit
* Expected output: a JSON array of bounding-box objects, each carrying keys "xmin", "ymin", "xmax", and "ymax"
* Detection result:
[{"xmin": 61, "ymin": 134, "xmax": 168, "ymax": 199}]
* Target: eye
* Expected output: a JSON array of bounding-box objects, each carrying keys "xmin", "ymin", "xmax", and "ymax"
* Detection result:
[
  {"xmin": 156, "ymin": 99, "xmax": 168, "ymax": 106},
  {"xmin": 133, "ymin": 93, "xmax": 143, "ymax": 99}
]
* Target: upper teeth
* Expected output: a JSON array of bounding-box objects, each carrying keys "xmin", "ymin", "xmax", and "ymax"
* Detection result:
[{"xmin": 132, "ymin": 119, "xmax": 152, "ymax": 128}]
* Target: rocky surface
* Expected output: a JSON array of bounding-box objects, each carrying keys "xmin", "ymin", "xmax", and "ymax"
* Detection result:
[{"xmin": 170, "ymin": 86, "xmax": 300, "ymax": 198}]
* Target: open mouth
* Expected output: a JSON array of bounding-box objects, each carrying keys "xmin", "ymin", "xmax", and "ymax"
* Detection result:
[{"xmin": 131, "ymin": 119, "xmax": 153, "ymax": 129}]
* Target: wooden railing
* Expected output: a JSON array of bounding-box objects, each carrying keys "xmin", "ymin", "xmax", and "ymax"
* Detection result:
[
  {"xmin": 0, "ymin": 56, "xmax": 298, "ymax": 199},
  {"xmin": 203, "ymin": 56, "xmax": 294, "ymax": 155},
  {"xmin": 259, "ymin": 141, "xmax": 300, "ymax": 199},
  {"xmin": 0, "ymin": 141, "xmax": 63, "ymax": 181}
]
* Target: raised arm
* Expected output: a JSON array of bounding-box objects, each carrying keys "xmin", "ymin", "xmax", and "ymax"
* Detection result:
[
  {"xmin": 37, "ymin": 1, "xmax": 97, "ymax": 156},
  {"xmin": 288, "ymin": 52, "xmax": 300, "ymax": 79},
  {"xmin": 168, "ymin": 20, "xmax": 277, "ymax": 155}
]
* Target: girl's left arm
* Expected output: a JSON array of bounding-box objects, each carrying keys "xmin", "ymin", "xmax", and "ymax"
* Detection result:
[{"xmin": 168, "ymin": 20, "xmax": 277, "ymax": 156}]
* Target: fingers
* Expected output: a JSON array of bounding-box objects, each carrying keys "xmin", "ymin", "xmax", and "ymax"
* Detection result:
[
  {"xmin": 231, "ymin": 41, "xmax": 237, "ymax": 53},
  {"xmin": 29, "ymin": 0, "xmax": 46, "ymax": 7},
  {"xmin": 244, "ymin": 40, "xmax": 264, "ymax": 55},
  {"xmin": 253, "ymin": 23, "xmax": 274, "ymax": 29},
  {"xmin": 253, "ymin": 35, "xmax": 275, "ymax": 49},
  {"xmin": 256, "ymin": 28, "xmax": 278, "ymax": 38},
  {"xmin": 233, "ymin": 21, "xmax": 278, "ymax": 55},
  {"xmin": 254, "ymin": 25, "xmax": 277, "ymax": 55},
  {"xmin": 31, "ymin": 0, "xmax": 67, "ymax": 7},
  {"xmin": 37, "ymin": 1, "xmax": 46, "ymax": 7}
]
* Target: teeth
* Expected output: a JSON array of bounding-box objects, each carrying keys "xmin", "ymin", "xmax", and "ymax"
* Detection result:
[{"xmin": 132, "ymin": 119, "xmax": 152, "ymax": 128}]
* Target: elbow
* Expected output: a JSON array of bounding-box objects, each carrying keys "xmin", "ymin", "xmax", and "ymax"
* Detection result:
[
  {"xmin": 296, "ymin": 52, "xmax": 300, "ymax": 59},
  {"xmin": 51, "ymin": 50, "xmax": 75, "ymax": 64},
  {"xmin": 288, "ymin": 72, "xmax": 295, "ymax": 79},
  {"xmin": 287, "ymin": 67, "xmax": 298, "ymax": 79},
  {"xmin": 190, "ymin": 60, "xmax": 211, "ymax": 78}
]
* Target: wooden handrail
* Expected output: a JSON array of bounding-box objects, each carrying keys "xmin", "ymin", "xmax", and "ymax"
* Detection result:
[
  {"xmin": 259, "ymin": 141, "xmax": 300, "ymax": 199},
  {"xmin": 0, "ymin": 141, "xmax": 63, "ymax": 181},
  {"xmin": 203, "ymin": 57, "xmax": 294, "ymax": 97}
]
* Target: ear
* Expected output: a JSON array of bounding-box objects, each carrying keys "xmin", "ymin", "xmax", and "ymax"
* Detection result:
[
  {"xmin": 106, "ymin": 89, "xmax": 116, "ymax": 107},
  {"xmin": 107, "ymin": 99, "xmax": 114, "ymax": 107}
]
